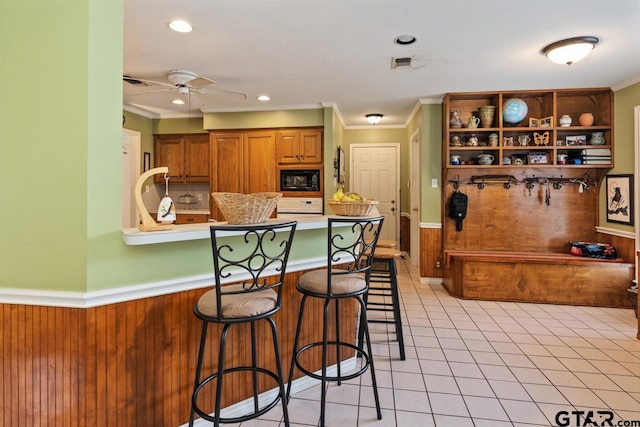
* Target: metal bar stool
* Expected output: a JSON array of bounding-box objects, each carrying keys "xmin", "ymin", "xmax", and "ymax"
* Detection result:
[
  {"xmin": 189, "ymin": 221, "xmax": 297, "ymax": 427},
  {"xmin": 359, "ymin": 246, "xmax": 406, "ymax": 360},
  {"xmin": 286, "ymin": 216, "xmax": 384, "ymax": 427}
]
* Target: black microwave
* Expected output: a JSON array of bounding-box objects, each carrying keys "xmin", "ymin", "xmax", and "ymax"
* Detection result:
[{"xmin": 280, "ymin": 169, "xmax": 320, "ymax": 192}]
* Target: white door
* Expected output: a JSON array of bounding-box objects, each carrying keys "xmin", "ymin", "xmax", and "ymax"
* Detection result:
[{"xmin": 350, "ymin": 144, "xmax": 400, "ymax": 242}]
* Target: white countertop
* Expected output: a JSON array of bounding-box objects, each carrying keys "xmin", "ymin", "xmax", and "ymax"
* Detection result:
[{"xmin": 122, "ymin": 215, "xmax": 330, "ymax": 245}]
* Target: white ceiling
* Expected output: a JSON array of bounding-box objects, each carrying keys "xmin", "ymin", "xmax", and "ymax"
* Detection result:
[{"xmin": 123, "ymin": 0, "xmax": 640, "ymax": 127}]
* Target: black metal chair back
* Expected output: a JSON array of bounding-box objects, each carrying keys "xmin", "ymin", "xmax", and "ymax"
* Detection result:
[
  {"xmin": 204, "ymin": 221, "xmax": 297, "ymax": 322},
  {"xmin": 325, "ymin": 216, "xmax": 384, "ymax": 297}
]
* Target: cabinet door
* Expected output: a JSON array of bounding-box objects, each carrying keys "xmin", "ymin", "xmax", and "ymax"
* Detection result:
[
  {"xmin": 154, "ymin": 136, "xmax": 184, "ymax": 182},
  {"xmin": 210, "ymin": 131, "xmax": 244, "ymax": 221},
  {"xmin": 275, "ymin": 130, "xmax": 300, "ymax": 164},
  {"xmin": 244, "ymin": 130, "xmax": 276, "ymax": 194},
  {"xmin": 299, "ymin": 129, "xmax": 323, "ymax": 163},
  {"xmin": 184, "ymin": 134, "xmax": 209, "ymax": 182}
]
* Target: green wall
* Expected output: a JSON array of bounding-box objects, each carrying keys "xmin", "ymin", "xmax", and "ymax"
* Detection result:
[
  {"xmin": 602, "ymin": 82, "xmax": 640, "ymax": 232},
  {"xmin": 2, "ymin": 0, "xmax": 638, "ymax": 294}
]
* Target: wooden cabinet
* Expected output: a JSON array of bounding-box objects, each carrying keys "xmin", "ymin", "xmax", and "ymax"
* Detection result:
[
  {"xmin": 210, "ymin": 130, "xmax": 276, "ymax": 221},
  {"xmin": 276, "ymin": 129, "xmax": 323, "ymax": 164},
  {"xmin": 154, "ymin": 133, "xmax": 209, "ymax": 183},
  {"xmin": 443, "ymin": 88, "xmax": 613, "ymax": 170}
]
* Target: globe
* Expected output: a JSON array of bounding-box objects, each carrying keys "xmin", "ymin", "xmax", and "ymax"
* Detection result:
[{"xmin": 502, "ymin": 98, "xmax": 528, "ymax": 126}]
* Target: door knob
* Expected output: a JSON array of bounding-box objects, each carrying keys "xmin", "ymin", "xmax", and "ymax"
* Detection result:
[
  {"xmin": 391, "ymin": 200, "xmax": 396, "ymax": 204},
  {"xmin": 391, "ymin": 207, "xmax": 396, "ymax": 212},
  {"xmin": 412, "ymin": 208, "xmax": 418, "ymax": 211}
]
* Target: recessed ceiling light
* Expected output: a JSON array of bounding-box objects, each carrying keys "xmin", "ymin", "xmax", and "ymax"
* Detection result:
[
  {"xmin": 394, "ymin": 35, "xmax": 416, "ymax": 45},
  {"xmin": 257, "ymin": 95, "xmax": 270, "ymax": 101},
  {"xmin": 168, "ymin": 20, "xmax": 193, "ymax": 33},
  {"xmin": 172, "ymin": 98, "xmax": 185, "ymax": 105}
]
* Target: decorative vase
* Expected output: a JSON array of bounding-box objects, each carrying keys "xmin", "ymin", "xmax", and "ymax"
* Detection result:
[
  {"xmin": 450, "ymin": 109, "xmax": 463, "ymax": 129},
  {"xmin": 559, "ymin": 114, "xmax": 572, "ymax": 127},
  {"xmin": 590, "ymin": 132, "xmax": 605, "ymax": 145},
  {"xmin": 478, "ymin": 105, "xmax": 495, "ymax": 128},
  {"xmin": 579, "ymin": 112, "xmax": 594, "ymax": 126}
]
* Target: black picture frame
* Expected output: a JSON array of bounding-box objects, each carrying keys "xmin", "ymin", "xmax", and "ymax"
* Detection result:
[{"xmin": 606, "ymin": 174, "xmax": 634, "ymax": 225}]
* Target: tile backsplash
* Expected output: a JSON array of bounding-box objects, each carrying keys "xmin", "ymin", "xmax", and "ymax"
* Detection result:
[{"xmin": 142, "ymin": 183, "xmax": 210, "ymax": 213}]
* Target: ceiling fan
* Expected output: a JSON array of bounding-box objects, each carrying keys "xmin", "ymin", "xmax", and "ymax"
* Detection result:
[{"xmin": 123, "ymin": 69, "xmax": 248, "ymax": 104}]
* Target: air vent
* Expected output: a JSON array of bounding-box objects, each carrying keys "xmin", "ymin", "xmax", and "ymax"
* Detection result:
[{"xmin": 391, "ymin": 57, "xmax": 414, "ymax": 69}]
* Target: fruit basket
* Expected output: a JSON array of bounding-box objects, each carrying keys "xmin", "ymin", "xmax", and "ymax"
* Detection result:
[
  {"xmin": 327, "ymin": 200, "xmax": 378, "ymax": 217},
  {"xmin": 212, "ymin": 192, "xmax": 282, "ymax": 224}
]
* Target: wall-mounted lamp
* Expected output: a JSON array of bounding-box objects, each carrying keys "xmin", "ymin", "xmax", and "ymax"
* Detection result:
[
  {"xmin": 542, "ymin": 36, "xmax": 599, "ymax": 66},
  {"xmin": 366, "ymin": 113, "xmax": 383, "ymax": 125}
]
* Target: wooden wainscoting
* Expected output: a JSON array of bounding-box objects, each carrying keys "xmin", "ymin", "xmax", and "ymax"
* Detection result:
[
  {"xmin": 420, "ymin": 226, "xmax": 442, "ymax": 279},
  {"xmin": 0, "ymin": 269, "xmax": 357, "ymax": 426}
]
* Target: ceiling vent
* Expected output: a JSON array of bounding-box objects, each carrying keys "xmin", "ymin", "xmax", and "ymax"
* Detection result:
[{"xmin": 391, "ymin": 56, "xmax": 414, "ymax": 69}]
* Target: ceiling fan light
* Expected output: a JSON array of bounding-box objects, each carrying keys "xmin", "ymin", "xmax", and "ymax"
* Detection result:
[
  {"xmin": 543, "ymin": 36, "xmax": 598, "ymax": 65},
  {"xmin": 168, "ymin": 20, "xmax": 193, "ymax": 33},
  {"xmin": 172, "ymin": 98, "xmax": 185, "ymax": 105},
  {"xmin": 366, "ymin": 114, "xmax": 383, "ymax": 125}
]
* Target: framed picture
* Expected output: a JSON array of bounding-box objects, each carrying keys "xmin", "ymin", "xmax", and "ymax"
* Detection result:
[
  {"xmin": 606, "ymin": 174, "xmax": 634, "ymax": 225},
  {"xmin": 566, "ymin": 135, "xmax": 587, "ymax": 146},
  {"xmin": 143, "ymin": 152, "xmax": 151, "ymax": 172},
  {"xmin": 529, "ymin": 118, "xmax": 540, "ymax": 127},
  {"xmin": 540, "ymin": 116, "xmax": 553, "ymax": 127},
  {"xmin": 527, "ymin": 152, "xmax": 549, "ymax": 164},
  {"xmin": 334, "ymin": 146, "xmax": 345, "ymax": 185}
]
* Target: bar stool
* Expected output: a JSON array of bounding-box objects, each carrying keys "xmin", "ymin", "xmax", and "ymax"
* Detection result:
[
  {"xmin": 360, "ymin": 246, "xmax": 406, "ymax": 360},
  {"xmin": 189, "ymin": 221, "xmax": 297, "ymax": 427},
  {"xmin": 286, "ymin": 216, "xmax": 384, "ymax": 427}
]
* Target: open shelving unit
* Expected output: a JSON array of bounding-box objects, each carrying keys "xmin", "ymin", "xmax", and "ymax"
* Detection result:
[{"xmin": 443, "ymin": 88, "xmax": 613, "ymax": 170}]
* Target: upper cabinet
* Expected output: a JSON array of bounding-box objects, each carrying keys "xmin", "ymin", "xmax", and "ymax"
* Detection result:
[
  {"xmin": 209, "ymin": 130, "xmax": 276, "ymax": 221},
  {"xmin": 276, "ymin": 129, "xmax": 323, "ymax": 164},
  {"xmin": 443, "ymin": 88, "xmax": 613, "ymax": 169},
  {"xmin": 154, "ymin": 133, "xmax": 209, "ymax": 183}
]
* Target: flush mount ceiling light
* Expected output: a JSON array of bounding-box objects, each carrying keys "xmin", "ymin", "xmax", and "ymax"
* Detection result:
[
  {"xmin": 394, "ymin": 34, "xmax": 417, "ymax": 45},
  {"xmin": 543, "ymin": 36, "xmax": 599, "ymax": 65},
  {"xmin": 168, "ymin": 20, "xmax": 193, "ymax": 33},
  {"xmin": 366, "ymin": 114, "xmax": 383, "ymax": 125},
  {"xmin": 257, "ymin": 95, "xmax": 270, "ymax": 101}
]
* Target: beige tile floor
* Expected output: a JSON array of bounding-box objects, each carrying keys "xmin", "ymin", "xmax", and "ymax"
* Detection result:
[{"xmin": 236, "ymin": 258, "xmax": 640, "ymax": 427}]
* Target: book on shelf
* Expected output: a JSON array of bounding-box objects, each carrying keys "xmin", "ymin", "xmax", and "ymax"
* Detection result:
[
  {"xmin": 582, "ymin": 159, "xmax": 612, "ymax": 164},
  {"xmin": 580, "ymin": 148, "xmax": 611, "ymax": 156}
]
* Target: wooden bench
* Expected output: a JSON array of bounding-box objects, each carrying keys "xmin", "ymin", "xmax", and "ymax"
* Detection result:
[{"xmin": 443, "ymin": 250, "xmax": 635, "ymax": 308}]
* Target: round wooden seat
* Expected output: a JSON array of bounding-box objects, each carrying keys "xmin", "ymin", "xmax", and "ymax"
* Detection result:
[
  {"xmin": 376, "ymin": 239, "xmax": 398, "ymax": 249},
  {"xmin": 373, "ymin": 247, "xmax": 401, "ymax": 259}
]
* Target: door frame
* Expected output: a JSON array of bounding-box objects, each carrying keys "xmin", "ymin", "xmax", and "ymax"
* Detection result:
[
  {"xmin": 349, "ymin": 143, "xmax": 400, "ymax": 243},
  {"xmin": 409, "ymin": 128, "xmax": 421, "ymax": 265},
  {"xmin": 634, "ymin": 105, "xmax": 640, "ymax": 282}
]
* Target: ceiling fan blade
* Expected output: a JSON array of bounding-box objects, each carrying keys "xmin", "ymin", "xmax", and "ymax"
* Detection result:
[
  {"xmin": 126, "ymin": 87, "xmax": 176, "ymax": 98},
  {"xmin": 123, "ymin": 75, "xmax": 175, "ymax": 89},
  {"xmin": 199, "ymin": 86, "xmax": 248, "ymax": 100},
  {"xmin": 187, "ymin": 76, "xmax": 216, "ymax": 88}
]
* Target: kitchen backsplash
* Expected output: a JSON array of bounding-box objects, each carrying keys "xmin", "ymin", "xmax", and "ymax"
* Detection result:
[{"xmin": 142, "ymin": 183, "xmax": 210, "ymax": 213}]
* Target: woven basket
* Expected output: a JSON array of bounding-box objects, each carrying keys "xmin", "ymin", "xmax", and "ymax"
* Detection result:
[
  {"xmin": 327, "ymin": 200, "xmax": 378, "ymax": 217},
  {"xmin": 212, "ymin": 192, "xmax": 282, "ymax": 224}
]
